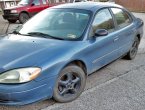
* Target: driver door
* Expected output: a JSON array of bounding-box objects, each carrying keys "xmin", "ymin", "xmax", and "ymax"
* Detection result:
[
  {"xmin": 87, "ymin": 8, "xmax": 119, "ymax": 71},
  {"xmin": 28, "ymin": 0, "xmax": 44, "ymax": 16}
]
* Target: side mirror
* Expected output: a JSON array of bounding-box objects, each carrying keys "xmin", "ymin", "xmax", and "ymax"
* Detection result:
[
  {"xmin": 94, "ymin": 29, "xmax": 108, "ymax": 37},
  {"xmin": 31, "ymin": 3, "xmax": 35, "ymax": 6}
]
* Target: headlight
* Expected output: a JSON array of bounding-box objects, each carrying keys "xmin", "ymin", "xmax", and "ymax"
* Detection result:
[
  {"xmin": 11, "ymin": 10, "xmax": 17, "ymax": 13},
  {"xmin": 0, "ymin": 67, "xmax": 41, "ymax": 84}
]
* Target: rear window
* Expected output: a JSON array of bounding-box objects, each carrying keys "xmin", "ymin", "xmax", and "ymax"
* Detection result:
[{"xmin": 111, "ymin": 8, "xmax": 132, "ymax": 29}]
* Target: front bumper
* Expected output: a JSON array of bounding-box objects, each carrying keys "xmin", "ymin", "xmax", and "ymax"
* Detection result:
[
  {"xmin": 3, "ymin": 14, "xmax": 19, "ymax": 20},
  {"xmin": 0, "ymin": 75, "xmax": 57, "ymax": 105}
]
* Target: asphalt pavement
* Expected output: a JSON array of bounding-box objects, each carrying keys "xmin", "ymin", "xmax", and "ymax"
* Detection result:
[
  {"xmin": 0, "ymin": 15, "xmax": 9, "ymax": 35},
  {"xmin": 0, "ymin": 13, "xmax": 145, "ymax": 110}
]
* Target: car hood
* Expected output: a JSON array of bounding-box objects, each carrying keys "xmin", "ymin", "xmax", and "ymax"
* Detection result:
[{"xmin": 0, "ymin": 34, "xmax": 83, "ymax": 72}]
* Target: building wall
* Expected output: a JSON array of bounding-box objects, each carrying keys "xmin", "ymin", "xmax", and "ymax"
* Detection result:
[
  {"xmin": 0, "ymin": 1, "xmax": 19, "ymax": 9},
  {"xmin": 0, "ymin": 2, "xmax": 5, "ymax": 9},
  {"xmin": 115, "ymin": 0, "xmax": 145, "ymax": 12}
]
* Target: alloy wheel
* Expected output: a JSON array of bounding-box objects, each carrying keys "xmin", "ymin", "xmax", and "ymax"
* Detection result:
[
  {"xmin": 58, "ymin": 72, "xmax": 81, "ymax": 97},
  {"xmin": 53, "ymin": 65, "xmax": 86, "ymax": 103}
]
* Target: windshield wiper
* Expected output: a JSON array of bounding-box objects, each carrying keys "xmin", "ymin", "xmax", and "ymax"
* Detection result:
[{"xmin": 27, "ymin": 32, "xmax": 64, "ymax": 40}]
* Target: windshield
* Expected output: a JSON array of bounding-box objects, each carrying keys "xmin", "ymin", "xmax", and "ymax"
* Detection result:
[
  {"xmin": 17, "ymin": 9, "xmax": 91, "ymax": 40},
  {"xmin": 18, "ymin": 0, "xmax": 30, "ymax": 5}
]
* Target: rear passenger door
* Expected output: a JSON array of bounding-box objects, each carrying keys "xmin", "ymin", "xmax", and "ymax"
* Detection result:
[{"xmin": 110, "ymin": 8, "xmax": 135, "ymax": 56}]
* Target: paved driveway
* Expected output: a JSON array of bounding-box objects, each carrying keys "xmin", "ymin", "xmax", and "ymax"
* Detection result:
[
  {"xmin": 0, "ymin": 15, "xmax": 9, "ymax": 35},
  {"xmin": 0, "ymin": 13, "xmax": 145, "ymax": 110}
]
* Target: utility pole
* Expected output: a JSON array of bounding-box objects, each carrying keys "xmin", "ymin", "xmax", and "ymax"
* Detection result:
[
  {"xmin": 14, "ymin": 0, "xmax": 16, "ymax": 6},
  {"xmin": 3, "ymin": 0, "xmax": 6, "ymax": 8}
]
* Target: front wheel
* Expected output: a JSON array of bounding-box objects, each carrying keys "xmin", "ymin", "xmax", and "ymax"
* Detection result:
[
  {"xmin": 53, "ymin": 65, "xmax": 86, "ymax": 103},
  {"xmin": 19, "ymin": 13, "xmax": 29, "ymax": 24},
  {"xmin": 125, "ymin": 37, "xmax": 140, "ymax": 60}
]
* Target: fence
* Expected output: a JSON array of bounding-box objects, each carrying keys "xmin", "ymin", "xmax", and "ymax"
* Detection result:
[{"xmin": 115, "ymin": 0, "xmax": 145, "ymax": 12}]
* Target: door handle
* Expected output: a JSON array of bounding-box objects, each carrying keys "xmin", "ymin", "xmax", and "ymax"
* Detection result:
[{"xmin": 114, "ymin": 37, "xmax": 119, "ymax": 42}]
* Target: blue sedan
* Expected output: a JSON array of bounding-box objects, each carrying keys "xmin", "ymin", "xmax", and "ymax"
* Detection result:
[{"xmin": 0, "ymin": 2, "xmax": 144, "ymax": 105}]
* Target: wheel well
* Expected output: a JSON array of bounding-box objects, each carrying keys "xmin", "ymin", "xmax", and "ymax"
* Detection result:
[
  {"xmin": 65, "ymin": 60, "xmax": 87, "ymax": 76},
  {"xmin": 137, "ymin": 34, "xmax": 141, "ymax": 42}
]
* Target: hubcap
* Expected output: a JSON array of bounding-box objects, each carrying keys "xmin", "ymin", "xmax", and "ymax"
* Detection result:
[
  {"xmin": 130, "ymin": 40, "xmax": 138, "ymax": 57},
  {"xmin": 20, "ymin": 14, "xmax": 29, "ymax": 23},
  {"xmin": 58, "ymin": 72, "xmax": 80, "ymax": 97}
]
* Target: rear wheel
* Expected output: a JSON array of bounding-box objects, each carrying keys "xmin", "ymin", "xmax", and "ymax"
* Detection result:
[
  {"xmin": 8, "ymin": 19, "xmax": 17, "ymax": 23},
  {"xmin": 19, "ymin": 13, "xmax": 29, "ymax": 24},
  {"xmin": 53, "ymin": 65, "xmax": 86, "ymax": 103},
  {"xmin": 125, "ymin": 37, "xmax": 140, "ymax": 60}
]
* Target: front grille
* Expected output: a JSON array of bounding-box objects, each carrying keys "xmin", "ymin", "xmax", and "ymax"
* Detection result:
[{"xmin": 3, "ymin": 10, "xmax": 11, "ymax": 15}]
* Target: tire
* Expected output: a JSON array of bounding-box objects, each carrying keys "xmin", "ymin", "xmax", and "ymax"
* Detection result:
[
  {"xmin": 125, "ymin": 37, "xmax": 140, "ymax": 60},
  {"xmin": 53, "ymin": 65, "xmax": 86, "ymax": 103},
  {"xmin": 19, "ymin": 13, "xmax": 29, "ymax": 24},
  {"xmin": 8, "ymin": 19, "xmax": 17, "ymax": 23}
]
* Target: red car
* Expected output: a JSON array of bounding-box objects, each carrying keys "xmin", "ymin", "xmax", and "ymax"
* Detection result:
[{"xmin": 2, "ymin": 0, "xmax": 65, "ymax": 23}]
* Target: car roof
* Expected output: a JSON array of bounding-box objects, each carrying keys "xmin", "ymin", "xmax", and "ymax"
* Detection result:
[{"xmin": 50, "ymin": 2, "xmax": 123, "ymax": 12}]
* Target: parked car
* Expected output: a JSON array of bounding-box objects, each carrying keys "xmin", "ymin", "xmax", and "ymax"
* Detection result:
[
  {"xmin": 2, "ymin": 0, "xmax": 65, "ymax": 24},
  {"xmin": 2, "ymin": 0, "xmax": 87, "ymax": 24},
  {"xmin": 0, "ymin": 2, "xmax": 143, "ymax": 105}
]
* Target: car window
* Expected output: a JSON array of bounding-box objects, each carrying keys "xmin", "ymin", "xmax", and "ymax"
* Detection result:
[
  {"xmin": 49, "ymin": 0, "xmax": 54, "ymax": 3},
  {"xmin": 18, "ymin": 0, "xmax": 30, "ymax": 5},
  {"xmin": 18, "ymin": 9, "xmax": 91, "ymax": 40},
  {"xmin": 49, "ymin": 0, "xmax": 67, "ymax": 3},
  {"xmin": 111, "ymin": 8, "xmax": 132, "ymax": 29},
  {"xmin": 92, "ymin": 9, "xmax": 115, "ymax": 33},
  {"xmin": 42, "ymin": 0, "xmax": 47, "ymax": 4},
  {"xmin": 32, "ymin": 0, "xmax": 40, "ymax": 5}
]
